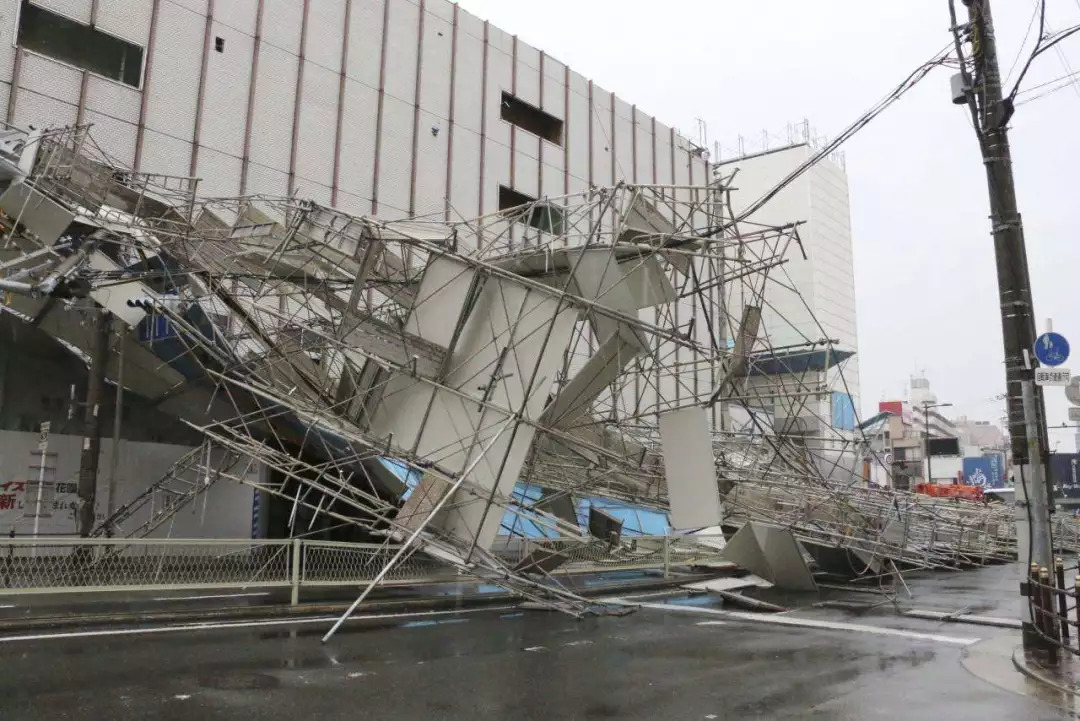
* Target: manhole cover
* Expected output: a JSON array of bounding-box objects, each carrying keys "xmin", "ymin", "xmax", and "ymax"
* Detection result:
[{"xmin": 198, "ymin": 673, "xmax": 280, "ymax": 691}]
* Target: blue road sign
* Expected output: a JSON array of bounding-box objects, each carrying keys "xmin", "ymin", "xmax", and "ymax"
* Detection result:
[{"xmin": 1035, "ymin": 332, "xmax": 1070, "ymax": 367}]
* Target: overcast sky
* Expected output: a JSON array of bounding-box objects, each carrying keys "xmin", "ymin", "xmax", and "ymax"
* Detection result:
[{"xmin": 457, "ymin": 0, "xmax": 1080, "ymax": 447}]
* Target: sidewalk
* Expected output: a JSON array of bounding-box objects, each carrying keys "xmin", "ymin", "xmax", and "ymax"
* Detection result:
[{"xmin": 1012, "ymin": 644, "xmax": 1080, "ymax": 697}]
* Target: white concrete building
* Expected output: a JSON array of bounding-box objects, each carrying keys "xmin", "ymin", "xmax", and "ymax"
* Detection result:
[
  {"xmin": 720, "ymin": 143, "xmax": 860, "ymax": 434},
  {"xmin": 0, "ymin": 0, "xmax": 708, "ymax": 219}
]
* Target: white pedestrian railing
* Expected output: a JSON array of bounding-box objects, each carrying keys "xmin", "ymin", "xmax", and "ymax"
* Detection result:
[{"xmin": 0, "ymin": 535, "xmax": 707, "ymax": 604}]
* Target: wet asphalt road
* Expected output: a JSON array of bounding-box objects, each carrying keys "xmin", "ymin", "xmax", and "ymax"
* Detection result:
[{"xmin": 0, "ymin": 564, "xmax": 1076, "ymax": 720}]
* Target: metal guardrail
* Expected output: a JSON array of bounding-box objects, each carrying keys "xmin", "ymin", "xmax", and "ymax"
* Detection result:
[{"xmin": 0, "ymin": 535, "xmax": 716, "ymax": 604}]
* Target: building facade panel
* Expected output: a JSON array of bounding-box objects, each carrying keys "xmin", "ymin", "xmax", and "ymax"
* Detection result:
[
  {"xmin": 247, "ymin": 42, "xmax": 297, "ymax": 173},
  {"xmin": 336, "ymin": 77, "xmax": 378, "ymax": 204},
  {"xmin": 199, "ymin": 20, "xmax": 254, "ymax": 157},
  {"xmin": 139, "ymin": 128, "xmax": 193, "ymax": 177},
  {"xmin": 194, "ymin": 144, "xmax": 242, "ymax": 197},
  {"xmin": 260, "ymin": 0, "xmax": 303, "ymax": 55},
  {"xmin": 303, "ymin": 0, "xmax": 346, "ymax": 71},
  {"xmin": 142, "ymin": 0, "xmax": 203, "ymax": 142},
  {"xmin": 375, "ymin": 92, "xmax": 415, "ymax": 217},
  {"xmin": 295, "ymin": 60, "xmax": 338, "ymax": 189},
  {"xmin": 345, "ymin": 0, "xmax": 385, "ymax": 90},
  {"xmin": 382, "ymin": 0, "xmax": 419, "ymax": 105},
  {"xmin": 95, "ymin": 0, "xmax": 153, "ymax": 46},
  {"xmin": 85, "ymin": 74, "xmax": 141, "ymax": 125}
]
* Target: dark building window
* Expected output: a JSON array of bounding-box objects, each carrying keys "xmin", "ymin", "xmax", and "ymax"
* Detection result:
[
  {"xmin": 500, "ymin": 92, "xmax": 563, "ymax": 146},
  {"xmin": 17, "ymin": 1, "xmax": 144, "ymax": 88},
  {"xmin": 214, "ymin": 36, "xmax": 225, "ymax": 53},
  {"xmin": 499, "ymin": 186, "xmax": 565, "ymax": 236}
]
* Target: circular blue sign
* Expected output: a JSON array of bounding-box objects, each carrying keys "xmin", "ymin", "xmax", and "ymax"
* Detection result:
[{"xmin": 1035, "ymin": 332, "xmax": 1070, "ymax": 367}]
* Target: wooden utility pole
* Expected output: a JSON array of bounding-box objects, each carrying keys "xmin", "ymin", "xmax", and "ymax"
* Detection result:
[
  {"xmin": 950, "ymin": 0, "xmax": 1054, "ymax": 643},
  {"xmin": 76, "ymin": 311, "xmax": 112, "ymax": 538}
]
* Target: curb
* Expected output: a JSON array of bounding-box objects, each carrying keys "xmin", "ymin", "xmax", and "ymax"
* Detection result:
[
  {"xmin": 1011, "ymin": 645, "xmax": 1080, "ymax": 697},
  {"xmin": 0, "ymin": 574, "xmax": 699, "ymax": 633}
]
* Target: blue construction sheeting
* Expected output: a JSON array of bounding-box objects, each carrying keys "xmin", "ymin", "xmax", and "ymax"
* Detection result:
[
  {"xmin": 379, "ymin": 458, "xmax": 421, "ymax": 500},
  {"xmin": 494, "ymin": 483, "xmax": 671, "ymax": 539},
  {"xmin": 747, "ymin": 348, "xmax": 855, "ymax": 377},
  {"xmin": 575, "ymin": 497, "xmax": 670, "ymax": 536},
  {"xmin": 831, "ymin": 392, "xmax": 856, "ymax": 431}
]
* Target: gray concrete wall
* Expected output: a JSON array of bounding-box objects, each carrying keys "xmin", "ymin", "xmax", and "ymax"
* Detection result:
[{"xmin": 0, "ymin": 429, "xmax": 255, "ymax": 538}]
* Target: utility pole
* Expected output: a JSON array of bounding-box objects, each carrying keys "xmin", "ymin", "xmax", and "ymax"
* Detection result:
[
  {"xmin": 76, "ymin": 310, "xmax": 112, "ymax": 538},
  {"xmin": 949, "ymin": 0, "xmax": 1054, "ymax": 644}
]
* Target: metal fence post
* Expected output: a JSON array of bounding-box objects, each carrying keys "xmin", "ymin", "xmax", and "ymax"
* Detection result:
[
  {"xmin": 290, "ymin": 538, "xmax": 301, "ymax": 606},
  {"xmin": 663, "ymin": 534, "xmax": 670, "ymax": 578}
]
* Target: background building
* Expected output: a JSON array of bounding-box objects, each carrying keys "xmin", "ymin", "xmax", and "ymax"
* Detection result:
[{"xmin": 719, "ymin": 142, "xmax": 860, "ymax": 442}]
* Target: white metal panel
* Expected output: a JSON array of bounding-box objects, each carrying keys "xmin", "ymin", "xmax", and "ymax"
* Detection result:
[
  {"xmin": 295, "ymin": 180, "xmax": 332, "ymax": 207},
  {"xmin": 95, "ymin": 1, "xmax": 153, "ymax": 46},
  {"xmin": 295, "ymin": 61, "xmax": 337, "ymax": 190},
  {"xmin": 82, "ymin": 109, "xmax": 135, "ymax": 166},
  {"xmin": 167, "ymin": 0, "xmax": 208, "ymax": 15},
  {"xmin": 261, "ymin": 0, "xmax": 303, "ymax": 55},
  {"xmin": 213, "ymin": 0, "xmax": 257, "ymax": 35},
  {"xmin": 448, "ymin": 126, "xmax": 480, "ymax": 220},
  {"xmin": 139, "ymin": 129, "xmax": 192, "ymax": 178},
  {"xmin": 452, "ymin": 25, "xmax": 483, "ymax": 134},
  {"xmin": 333, "ymin": 188, "xmax": 368, "ymax": 217},
  {"xmin": 634, "ymin": 109, "xmax": 653, "ymax": 184},
  {"xmin": 382, "ymin": 0, "xmax": 419, "ymax": 104},
  {"xmin": 419, "ymin": 9, "xmax": 452, "ymax": 121},
  {"xmin": 514, "ymin": 150, "xmax": 539, "ymax": 199},
  {"xmin": 514, "ymin": 43, "xmax": 540, "ymax": 106},
  {"xmin": 413, "ymin": 108, "xmax": 449, "ymax": 218},
  {"xmin": 516, "ymin": 130, "xmax": 539, "ymax": 161},
  {"xmin": 427, "ymin": 0, "xmax": 454, "ymax": 22},
  {"xmin": 613, "ymin": 97, "xmax": 634, "ymax": 183},
  {"xmin": 541, "ymin": 162, "xmax": 563, "ymax": 200},
  {"xmin": 345, "ymin": 0, "xmax": 384, "ymax": 89},
  {"xmin": 566, "ymin": 85, "xmax": 588, "ymax": 183},
  {"xmin": 591, "ymin": 87, "xmax": 613, "ymax": 186},
  {"xmin": 484, "ymin": 137, "xmax": 509, "ymax": 200},
  {"xmin": 375, "ymin": 94, "xmax": 413, "ymax": 218},
  {"xmin": 12, "ymin": 89, "xmax": 76, "ymax": 131},
  {"xmin": 0, "ymin": 7, "xmax": 16, "ymax": 83},
  {"xmin": 303, "ymin": 0, "xmax": 345, "ymax": 70},
  {"xmin": 84, "ymin": 75, "xmax": 140, "ymax": 124},
  {"xmin": 29, "ymin": 0, "xmax": 91, "ymax": 23},
  {"xmin": 654, "ymin": 125, "xmax": 674, "ymax": 186},
  {"xmin": 245, "ymin": 162, "xmax": 288, "ymax": 197},
  {"xmin": 200, "ymin": 20, "xmax": 253, "ymax": 157},
  {"xmin": 248, "ymin": 43, "xmax": 297, "ymax": 173},
  {"xmin": 143, "ymin": 0, "xmax": 204, "ymax": 140},
  {"xmin": 540, "ymin": 58, "xmax": 565, "ymax": 121},
  {"xmin": 485, "ymin": 44, "xmax": 511, "ymax": 148},
  {"xmin": 486, "ymin": 23, "xmax": 512, "ymax": 57},
  {"xmin": 193, "ymin": 146, "xmax": 241, "ymax": 197},
  {"xmin": 404, "ymin": 255, "xmax": 475, "ymax": 346},
  {"xmin": 336, "ymin": 78, "xmax": 378, "ymax": 205},
  {"xmin": 19, "ymin": 52, "xmax": 82, "ymax": 105}
]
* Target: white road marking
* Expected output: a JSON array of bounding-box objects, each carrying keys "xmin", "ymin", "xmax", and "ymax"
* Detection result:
[
  {"xmin": 347, "ymin": 671, "xmax": 371, "ymax": 679},
  {"xmin": 562, "ymin": 640, "xmax": 593, "ymax": 647},
  {"xmin": 173, "ymin": 695, "xmax": 191, "ymax": 701},
  {"xmin": 523, "ymin": 646, "xmax": 547, "ymax": 652},
  {"xmin": 632, "ymin": 601, "xmax": 980, "ymax": 646},
  {"xmin": 0, "ymin": 605, "xmax": 514, "ymax": 644},
  {"xmin": 151, "ymin": 592, "xmax": 271, "ymax": 602},
  {"xmin": 0, "ymin": 605, "xmax": 15, "ymax": 609},
  {"xmin": 695, "ymin": 621, "xmax": 728, "ymax": 626}
]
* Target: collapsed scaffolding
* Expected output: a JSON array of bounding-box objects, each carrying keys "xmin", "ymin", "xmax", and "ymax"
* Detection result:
[{"xmin": 0, "ymin": 123, "xmax": 1043, "ymax": 629}]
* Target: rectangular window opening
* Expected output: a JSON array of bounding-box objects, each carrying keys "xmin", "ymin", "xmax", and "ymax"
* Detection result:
[
  {"xmin": 500, "ymin": 92, "xmax": 563, "ymax": 146},
  {"xmin": 499, "ymin": 186, "xmax": 565, "ymax": 236},
  {"xmin": 18, "ymin": 1, "xmax": 144, "ymax": 88}
]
